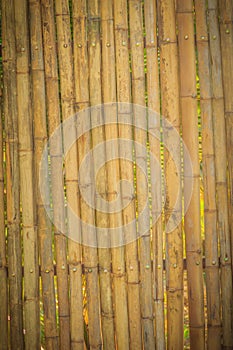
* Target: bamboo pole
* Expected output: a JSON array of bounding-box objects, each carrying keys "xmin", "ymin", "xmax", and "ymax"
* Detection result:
[
  {"xmin": 0, "ymin": 13, "xmax": 8, "ymax": 348},
  {"xmin": 176, "ymin": 1, "xmax": 206, "ymax": 349},
  {"xmin": 2, "ymin": 1, "xmax": 24, "ymax": 349},
  {"xmin": 73, "ymin": 1, "xmax": 103, "ymax": 348},
  {"xmin": 55, "ymin": 0, "xmax": 87, "ymax": 349},
  {"xmin": 84, "ymin": 1, "xmax": 115, "ymax": 349},
  {"xmin": 219, "ymin": 0, "xmax": 233, "ymax": 277},
  {"xmin": 41, "ymin": 1, "xmax": 70, "ymax": 348},
  {"xmin": 113, "ymin": 0, "xmax": 142, "ymax": 348},
  {"xmin": 157, "ymin": 1, "xmax": 184, "ymax": 348},
  {"xmin": 194, "ymin": 1, "xmax": 233, "ymax": 348},
  {"xmin": 29, "ymin": 1, "xmax": 58, "ymax": 349},
  {"xmin": 209, "ymin": 0, "xmax": 233, "ymax": 347},
  {"xmin": 144, "ymin": 0, "xmax": 165, "ymax": 348},
  {"xmin": 128, "ymin": 1, "xmax": 155, "ymax": 348},
  {"xmin": 98, "ymin": 0, "xmax": 131, "ymax": 346},
  {"xmin": 14, "ymin": 0, "xmax": 40, "ymax": 348}
]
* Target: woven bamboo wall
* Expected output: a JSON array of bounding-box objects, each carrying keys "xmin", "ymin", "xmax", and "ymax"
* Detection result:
[{"xmin": 1, "ymin": 0, "xmax": 233, "ymax": 349}]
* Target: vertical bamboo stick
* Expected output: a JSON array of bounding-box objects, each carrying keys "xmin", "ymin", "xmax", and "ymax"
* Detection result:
[
  {"xmin": 2, "ymin": 1, "xmax": 23, "ymax": 348},
  {"xmin": 219, "ymin": 0, "xmax": 233, "ymax": 274},
  {"xmin": 88, "ymin": 1, "xmax": 117, "ymax": 349},
  {"xmin": 128, "ymin": 1, "xmax": 155, "ymax": 348},
  {"xmin": 144, "ymin": 0, "xmax": 165, "ymax": 348},
  {"xmin": 210, "ymin": 0, "xmax": 233, "ymax": 347},
  {"xmin": 71, "ymin": 3, "xmax": 93, "ymax": 348},
  {"xmin": 195, "ymin": 1, "xmax": 233, "ymax": 348},
  {"xmin": 41, "ymin": 1, "xmax": 70, "ymax": 348},
  {"xmin": 176, "ymin": 1, "xmax": 206, "ymax": 349},
  {"xmin": 93, "ymin": 0, "xmax": 131, "ymax": 347},
  {"xmin": 14, "ymin": 0, "xmax": 40, "ymax": 348},
  {"xmin": 55, "ymin": 0, "xmax": 86, "ymax": 349},
  {"xmin": 73, "ymin": 1, "xmax": 102, "ymax": 348},
  {"xmin": 113, "ymin": 1, "xmax": 142, "ymax": 349},
  {"xmin": 0, "ymin": 14, "xmax": 8, "ymax": 347},
  {"xmin": 29, "ymin": 1, "xmax": 58, "ymax": 349},
  {"xmin": 157, "ymin": 1, "xmax": 184, "ymax": 348}
]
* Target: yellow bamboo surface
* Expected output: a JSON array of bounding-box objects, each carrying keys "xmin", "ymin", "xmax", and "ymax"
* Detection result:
[
  {"xmin": 157, "ymin": 0, "xmax": 184, "ymax": 348},
  {"xmin": 113, "ymin": 0, "xmax": 142, "ymax": 348},
  {"xmin": 1, "ymin": 1, "xmax": 233, "ymax": 349},
  {"xmin": 29, "ymin": 1, "xmax": 58, "ymax": 349},
  {"xmin": 219, "ymin": 0, "xmax": 233, "ymax": 277},
  {"xmin": 144, "ymin": 0, "xmax": 165, "ymax": 347},
  {"xmin": 0, "ymin": 22, "xmax": 8, "ymax": 350},
  {"xmin": 177, "ymin": 1, "xmax": 205, "ymax": 348}
]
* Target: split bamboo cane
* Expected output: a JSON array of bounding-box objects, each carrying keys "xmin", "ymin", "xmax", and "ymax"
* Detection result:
[
  {"xmin": 144, "ymin": 0, "xmax": 165, "ymax": 348},
  {"xmin": 157, "ymin": 1, "xmax": 184, "ymax": 348},
  {"xmin": 177, "ymin": 1, "xmax": 206, "ymax": 348},
  {"xmin": 0, "ymin": 9, "xmax": 8, "ymax": 347},
  {"xmin": 14, "ymin": 0, "xmax": 40, "ymax": 347},
  {"xmin": 128, "ymin": 0, "xmax": 155, "ymax": 347},
  {"xmin": 113, "ymin": 0, "xmax": 142, "ymax": 348},
  {"xmin": 29, "ymin": 1, "xmax": 58, "ymax": 349},
  {"xmin": 41, "ymin": 1, "xmax": 70, "ymax": 348},
  {"xmin": 101, "ymin": 1, "xmax": 129, "ymax": 349}
]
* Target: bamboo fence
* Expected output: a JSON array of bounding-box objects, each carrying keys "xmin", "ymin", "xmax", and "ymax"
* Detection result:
[{"xmin": 1, "ymin": 0, "xmax": 233, "ymax": 349}]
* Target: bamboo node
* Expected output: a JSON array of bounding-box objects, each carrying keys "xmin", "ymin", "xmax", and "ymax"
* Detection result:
[
  {"xmin": 225, "ymin": 29, "xmax": 230, "ymax": 34},
  {"xmin": 184, "ymin": 35, "xmax": 189, "ymax": 40}
]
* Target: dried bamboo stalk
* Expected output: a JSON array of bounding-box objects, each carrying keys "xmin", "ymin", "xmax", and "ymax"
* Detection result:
[
  {"xmin": 95, "ymin": 0, "xmax": 131, "ymax": 347},
  {"xmin": 219, "ymin": 0, "xmax": 233, "ymax": 279},
  {"xmin": 144, "ymin": 0, "xmax": 165, "ymax": 348},
  {"xmin": 113, "ymin": 0, "xmax": 142, "ymax": 348},
  {"xmin": 211, "ymin": 0, "xmax": 233, "ymax": 347},
  {"xmin": 29, "ymin": 1, "xmax": 58, "ymax": 349},
  {"xmin": 41, "ymin": 1, "xmax": 70, "ymax": 348},
  {"xmin": 14, "ymin": 0, "xmax": 40, "ymax": 348},
  {"xmin": 128, "ymin": 0, "xmax": 155, "ymax": 348},
  {"xmin": 176, "ymin": 1, "xmax": 206, "ymax": 349},
  {"xmin": 157, "ymin": 1, "xmax": 184, "ymax": 348},
  {"xmin": 73, "ymin": 0, "xmax": 103, "ymax": 348},
  {"xmin": 69, "ymin": 1, "xmax": 93, "ymax": 349},
  {"xmin": 195, "ymin": 1, "xmax": 233, "ymax": 348},
  {"xmin": 92, "ymin": 1, "xmax": 118, "ymax": 348},
  {"xmin": 2, "ymin": 1, "xmax": 23, "ymax": 348},
  {"xmin": 0, "ymin": 14, "xmax": 8, "ymax": 348}
]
